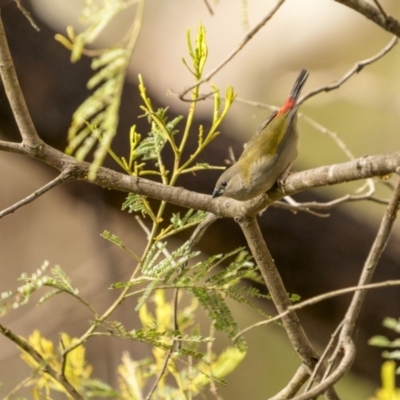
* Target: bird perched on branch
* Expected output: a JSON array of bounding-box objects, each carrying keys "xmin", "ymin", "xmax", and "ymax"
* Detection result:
[{"xmin": 212, "ymin": 69, "xmax": 309, "ymax": 201}]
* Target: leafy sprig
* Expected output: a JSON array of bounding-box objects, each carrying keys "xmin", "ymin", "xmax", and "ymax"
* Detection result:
[
  {"xmin": 56, "ymin": 0, "xmax": 145, "ymax": 180},
  {"xmin": 111, "ymin": 241, "xmax": 265, "ymax": 351}
]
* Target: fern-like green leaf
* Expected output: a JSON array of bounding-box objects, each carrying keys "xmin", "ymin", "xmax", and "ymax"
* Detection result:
[
  {"xmin": 70, "ymin": 0, "xmax": 137, "ymax": 62},
  {"xmin": 175, "ymin": 347, "xmax": 204, "ymax": 359},
  {"xmin": 189, "ymin": 287, "xmax": 246, "ymax": 351},
  {"xmin": 101, "ymin": 230, "xmax": 141, "ymax": 260},
  {"xmin": 142, "ymin": 241, "xmax": 167, "ymax": 275},
  {"xmin": 83, "ymin": 379, "xmax": 121, "ymax": 398},
  {"xmin": 105, "ymin": 321, "xmax": 173, "ymax": 350},
  {"xmin": 110, "ymin": 277, "xmax": 155, "ymax": 290},
  {"xmin": 135, "ymin": 279, "xmax": 159, "ymax": 311}
]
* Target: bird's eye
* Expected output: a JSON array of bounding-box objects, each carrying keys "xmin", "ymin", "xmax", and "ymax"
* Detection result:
[{"xmin": 221, "ymin": 181, "xmax": 227, "ymax": 188}]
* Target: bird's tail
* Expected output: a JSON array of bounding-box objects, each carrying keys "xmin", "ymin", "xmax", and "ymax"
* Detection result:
[
  {"xmin": 289, "ymin": 68, "xmax": 309, "ymax": 102},
  {"xmin": 277, "ymin": 69, "xmax": 309, "ymax": 115}
]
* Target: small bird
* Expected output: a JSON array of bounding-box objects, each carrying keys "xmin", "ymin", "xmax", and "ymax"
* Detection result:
[{"xmin": 212, "ymin": 69, "xmax": 309, "ymax": 201}]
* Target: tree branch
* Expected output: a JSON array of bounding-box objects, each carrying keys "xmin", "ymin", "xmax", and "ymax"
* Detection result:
[
  {"xmin": 335, "ymin": 0, "xmax": 400, "ymax": 36},
  {"xmin": 14, "ymin": 0, "xmax": 40, "ymax": 30},
  {"xmin": 1, "ymin": 136, "xmax": 399, "ymax": 219},
  {"xmin": 238, "ymin": 216, "xmax": 339, "ymax": 400},
  {"xmin": 280, "ymin": 152, "xmax": 400, "ymax": 197},
  {"xmin": 0, "ymin": 140, "xmax": 26, "ymax": 153},
  {"xmin": 0, "ymin": 13, "xmax": 42, "ymax": 145}
]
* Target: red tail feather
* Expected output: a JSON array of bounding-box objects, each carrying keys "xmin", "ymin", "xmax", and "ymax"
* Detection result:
[
  {"xmin": 277, "ymin": 98, "xmax": 295, "ymax": 115},
  {"xmin": 277, "ymin": 69, "xmax": 308, "ymax": 116}
]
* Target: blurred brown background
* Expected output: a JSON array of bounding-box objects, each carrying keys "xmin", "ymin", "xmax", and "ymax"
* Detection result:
[{"xmin": 1, "ymin": 0, "xmax": 400, "ymax": 398}]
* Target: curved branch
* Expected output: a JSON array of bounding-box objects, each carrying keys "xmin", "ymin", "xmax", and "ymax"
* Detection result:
[
  {"xmin": 327, "ymin": 178, "xmax": 400, "ymax": 365},
  {"xmin": 290, "ymin": 339, "xmax": 356, "ymax": 400},
  {"xmin": 299, "ymin": 35, "xmax": 398, "ymax": 105},
  {"xmin": 300, "ymin": 178, "xmax": 400, "ymax": 399}
]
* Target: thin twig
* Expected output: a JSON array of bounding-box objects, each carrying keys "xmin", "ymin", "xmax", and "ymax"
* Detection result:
[
  {"xmin": 41, "ymin": 281, "xmax": 99, "ymax": 317},
  {"xmin": 334, "ymin": 0, "xmax": 400, "ymax": 36},
  {"xmin": 0, "ymin": 169, "xmax": 75, "ymax": 219},
  {"xmin": 270, "ymin": 191, "xmax": 390, "ymax": 217},
  {"xmin": 0, "ymin": 13, "xmax": 42, "ymax": 145},
  {"xmin": 280, "ymin": 194, "xmax": 389, "ymax": 210},
  {"xmin": 14, "ymin": 0, "xmax": 40, "ymax": 30},
  {"xmin": 59, "ymin": 334, "xmax": 69, "ymax": 388},
  {"xmin": 299, "ymin": 35, "xmax": 398, "ymax": 105},
  {"xmin": 144, "ymin": 289, "xmax": 179, "ymax": 400},
  {"xmin": 203, "ymin": 0, "xmax": 214, "ymax": 15},
  {"xmin": 272, "ymin": 199, "xmax": 330, "ymax": 218},
  {"xmin": 372, "ymin": 0, "xmax": 387, "ymax": 19},
  {"xmin": 235, "ymin": 278, "xmax": 400, "ymax": 339},
  {"xmin": 175, "ymin": 0, "xmax": 286, "ymax": 101},
  {"xmin": 228, "ymin": 146, "xmax": 237, "ymax": 164},
  {"xmin": 233, "ymin": 95, "xmax": 360, "ymax": 162},
  {"xmin": 135, "ymin": 215, "xmax": 172, "ymax": 260},
  {"xmin": 188, "ymin": 212, "xmax": 219, "ymax": 247},
  {"xmin": 303, "ymin": 321, "xmax": 344, "ymax": 393}
]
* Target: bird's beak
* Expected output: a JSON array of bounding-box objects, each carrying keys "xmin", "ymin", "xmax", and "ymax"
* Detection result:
[{"xmin": 212, "ymin": 188, "xmax": 222, "ymax": 198}]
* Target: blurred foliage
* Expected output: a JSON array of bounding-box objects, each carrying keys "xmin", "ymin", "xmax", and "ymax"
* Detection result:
[
  {"xmin": 370, "ymin": 361, "xmax": 400, "ymax": 400},
  {"xmin": 369, "ymin": 318, "xmax": 400, "ymax": 400},
  {"xmin": 370, "ymin": 318, "xmax": 400, "ymax": 364}
]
